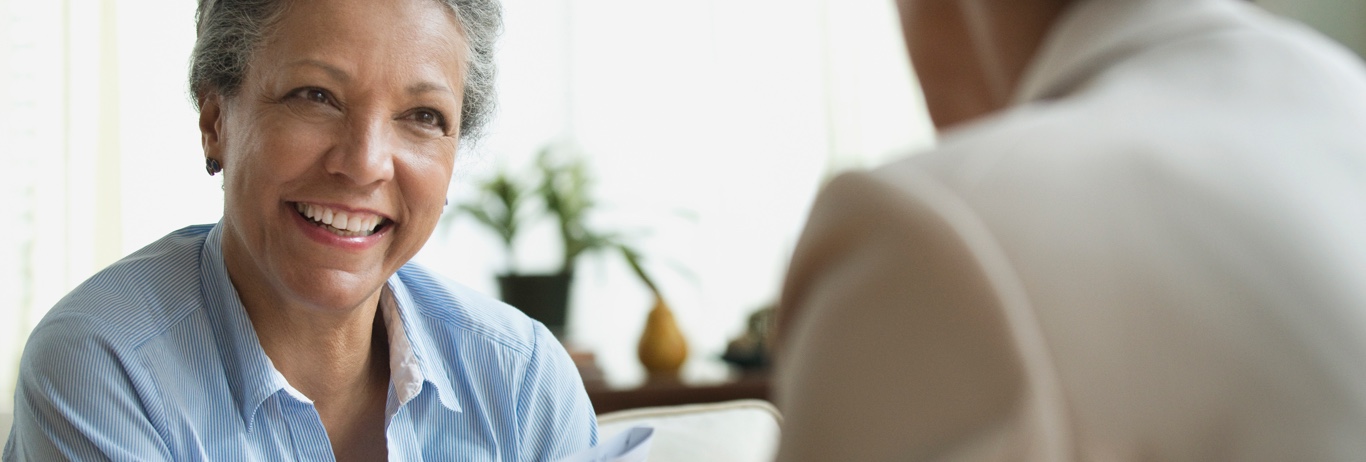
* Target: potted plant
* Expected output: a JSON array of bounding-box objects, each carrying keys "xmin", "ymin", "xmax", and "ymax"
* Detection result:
[
  {"xmin": 456, "ymin": 170, "xmax": 526, "ymax": 272},
  {"xmin": 453, "ymin": 143, "xmax": 645, "ymax": 337}
]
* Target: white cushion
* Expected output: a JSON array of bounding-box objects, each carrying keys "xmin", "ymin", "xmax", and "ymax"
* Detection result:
[{"xmin": 597, "ymin": 399, "xmax": 781, "ymax": 462}]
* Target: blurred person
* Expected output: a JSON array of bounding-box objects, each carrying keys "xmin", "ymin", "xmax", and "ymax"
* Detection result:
[
  {"xmin": 3, "ymin": 0, "xmax": 597, "ymax": 460},
  {"xmin": 775, "ymin": 0, "xmax": 1366, "ymax": 459}
]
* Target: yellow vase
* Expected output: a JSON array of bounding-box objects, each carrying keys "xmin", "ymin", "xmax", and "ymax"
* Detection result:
[{"xmin": 637, "ymin": 296, "xmax": 688, "ymax": 377}]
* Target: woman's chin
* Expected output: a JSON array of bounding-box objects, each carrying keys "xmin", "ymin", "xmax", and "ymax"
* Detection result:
[{"xmin": 281, "ymin": 269, "xmax": 388, "ymax": 315}]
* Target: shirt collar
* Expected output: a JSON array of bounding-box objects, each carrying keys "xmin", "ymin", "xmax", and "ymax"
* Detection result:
[
  {"xmin": 198, "ymin": 222, "xmax": 460, "ymax": 431},
  {"xmin": 1014, "ymin": 0, "xmax": 1248, "ymax": 105},
  {"xmin": 199, "ymin": 222, "xmax": 288, "ymax": 431},
  {"xmin": 382, "ymin": 273, "xmax": 461, "ymax": 414}
]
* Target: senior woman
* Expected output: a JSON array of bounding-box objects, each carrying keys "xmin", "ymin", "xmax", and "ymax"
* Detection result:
[{"xmin": 3, "ymin": 0, "xmax": 596, "ymax": 460}]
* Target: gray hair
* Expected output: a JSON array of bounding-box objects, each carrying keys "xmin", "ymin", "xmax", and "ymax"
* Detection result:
[{"xmin": 188, "ymin": 0, "xmax": 503, "ymax": 142}]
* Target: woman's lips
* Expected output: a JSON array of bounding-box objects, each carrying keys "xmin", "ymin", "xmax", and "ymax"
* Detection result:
[{"xmin": 288, "ymin": 201, "xmax": 393, "ymax": 250}]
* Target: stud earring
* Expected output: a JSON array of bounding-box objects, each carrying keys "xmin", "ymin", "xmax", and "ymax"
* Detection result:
[{"xmin": 205, "ymin": 158, "xmax": 222, "ymax": 176}]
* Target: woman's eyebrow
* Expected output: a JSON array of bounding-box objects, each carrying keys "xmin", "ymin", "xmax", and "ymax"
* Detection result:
[
  {"xmin": 284, "ymin": 59, "xmax": 351, "ymax": 83},
  {"xmin": 407, "ymin": 81, "xmax": 454, "ymax": 98}
]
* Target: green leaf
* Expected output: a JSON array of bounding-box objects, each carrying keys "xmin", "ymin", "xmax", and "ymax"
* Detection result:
[{"xmin": 618, "ymin": 244, "xmax": 661, "ymax": 296}]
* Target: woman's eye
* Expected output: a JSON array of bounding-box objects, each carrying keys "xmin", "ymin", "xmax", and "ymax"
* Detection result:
[
  {"xmin": 290, "ymin": 88, "xmax": 332, "ymax": 105},
  {"xmin": 411, "ymin": 109, "xmax": 447, "ymax": 129}
]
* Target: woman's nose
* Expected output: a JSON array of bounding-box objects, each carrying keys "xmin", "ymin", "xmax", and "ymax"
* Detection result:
[{"xmin": 325, "ymin": 115, "xmax": 397, "ymax": 186}]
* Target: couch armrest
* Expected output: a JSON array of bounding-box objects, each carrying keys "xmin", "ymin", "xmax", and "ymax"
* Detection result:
[{"xmin": 597, "ymin": 399, "xmax": 781, "ymax": 462}]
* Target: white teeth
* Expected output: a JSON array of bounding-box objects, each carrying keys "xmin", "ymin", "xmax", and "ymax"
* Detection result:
[
  {"xmin": 293, "ymin": 202, "xmax": 385, "ymax": 236},
  {"xmin": 346, "ymin": 215, "xmax": 364, "ymax": 233},
  {"xmin": 333, "ymin": 212, "xmax": 349, "ymax": 231}
]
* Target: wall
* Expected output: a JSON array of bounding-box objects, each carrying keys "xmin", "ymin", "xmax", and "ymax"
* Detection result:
[{"xmin": 1257, "ymin": 0, "xmax": 1366, "ymax": 56}]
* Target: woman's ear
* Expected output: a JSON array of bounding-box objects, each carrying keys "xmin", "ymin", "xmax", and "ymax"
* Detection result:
[{"xmin": 198, "ymin": 92, "xmax": 225, "ymax": 157}]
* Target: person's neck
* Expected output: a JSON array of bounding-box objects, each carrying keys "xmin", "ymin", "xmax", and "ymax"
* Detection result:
[
  {"xmin": 248, "ymin": 297, "xmax": 390, "ymax": 403},
  {"xmin": 914, "ymin": 0, "xmax": 1071, "ymax": 129},
  {"xmin": 968, "ymin": 0, "xmax": 1069, "ymax": 107},
  {"xmin": 246, "ymin": 296, "xmax": 391, "ymax": 461}
]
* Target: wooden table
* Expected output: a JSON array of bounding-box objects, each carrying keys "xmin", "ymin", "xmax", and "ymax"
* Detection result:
[{"xmin": 585, "ymin": 373, "xmax": 771, "ymax": 414}]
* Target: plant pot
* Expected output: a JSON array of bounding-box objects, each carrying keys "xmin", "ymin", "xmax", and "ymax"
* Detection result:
[{"xmin": 498, "ymin": 272, "xmax": 573, "ymax": 336}]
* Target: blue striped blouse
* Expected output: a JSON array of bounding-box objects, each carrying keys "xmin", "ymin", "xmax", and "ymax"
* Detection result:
[{"xmin": 4, "ymin": 223, "xmax": 597, "ymax": 461}]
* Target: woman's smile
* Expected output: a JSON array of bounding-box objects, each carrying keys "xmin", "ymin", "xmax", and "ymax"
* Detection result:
[
  {"xmin": 292, "ymin": 201, "xmax": 393, "ymax": 237},
  {"xmin": 286, "ymin": 201, "xmax": 395, "ymax": 251}
]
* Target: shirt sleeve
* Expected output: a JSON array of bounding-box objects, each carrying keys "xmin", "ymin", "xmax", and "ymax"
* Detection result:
[
  {"xmin": 513, "ymin": 321, "xmax": 598, "ymax": 462},
  {"xmin": 5, "ymin": 312, "xmax": 173, "ymax": 461}
]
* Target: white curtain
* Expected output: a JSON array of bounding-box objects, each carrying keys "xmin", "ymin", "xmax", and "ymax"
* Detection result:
[
  {"xmin": 0, "ymin": 0, "xmax": 119, "ymax": 416},
  {"xmin": 0, "ymin": 0, "xmax": 211, "ymax": 415}
]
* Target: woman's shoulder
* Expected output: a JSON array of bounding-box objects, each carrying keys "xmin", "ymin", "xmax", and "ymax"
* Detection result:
[
  {"xmin": 392, "ymin": 263, "xmax": 547, "ymax": 358},
  {"xmin": 37, "ymin": 224, "xmax": 214, "ymax": 348}
]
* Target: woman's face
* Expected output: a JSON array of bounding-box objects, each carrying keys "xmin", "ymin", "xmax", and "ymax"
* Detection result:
[{"xmin": 201, "ymin": 0, "xmax": 467, "ymax": 313}]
